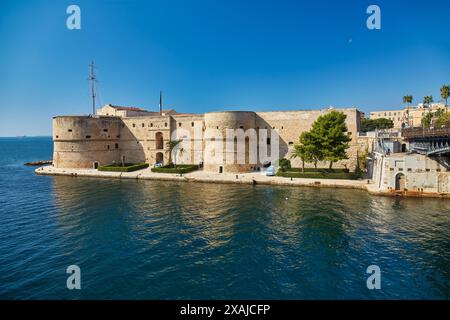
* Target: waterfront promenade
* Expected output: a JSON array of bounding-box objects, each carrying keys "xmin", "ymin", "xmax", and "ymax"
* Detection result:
[{"xmin": 36, "ymin": 165, "xmax": 368, "ymax": 190}]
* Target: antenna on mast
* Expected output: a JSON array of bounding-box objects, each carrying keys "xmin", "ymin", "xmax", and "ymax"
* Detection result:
[{"xmin": 88, "ymin": 61, "xmax": 96, "ymax": 116}]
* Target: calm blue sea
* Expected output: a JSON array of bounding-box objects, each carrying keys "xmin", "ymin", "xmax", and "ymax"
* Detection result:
[{"xmin": 0, "ymin": 137, "xmax": 449, "ymax": 299}]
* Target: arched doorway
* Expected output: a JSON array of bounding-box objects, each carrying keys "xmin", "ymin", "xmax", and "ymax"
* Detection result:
[
  {"xmin": 155, "ymin": 132, "xmax": 164, "ymax": 149},
  {"xmin": 395, "ymin": 173, "xmax": 406, "ymax": 191},
  {"xmin": 401, "ymin": 143, "xmax": 407, "ymax": 152},
  {"xmin": 156, "ymin": 152, "xmax": 164, "ymax": 165}
]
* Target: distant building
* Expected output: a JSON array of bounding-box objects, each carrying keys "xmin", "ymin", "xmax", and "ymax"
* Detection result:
[{"xmin": 369, "ymin": 103, "xmax": 447, "ymax": 128}]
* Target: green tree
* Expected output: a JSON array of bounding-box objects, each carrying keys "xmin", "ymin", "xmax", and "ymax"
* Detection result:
[
  {"xmin": 291, "ymin": 144, "xmax": 306, "ymax": 172},
  {"xmin": 403, "ymin": 95, "xmax": 413, "ymax": 106},
  {"xmin": 309, "ymin": 111, "xmax": 352, "ymax": 169},
  {"xmin": 440, "ymin": 85, "xmax": 449, "ymax": 108},
  {"xmin": 278, "ymin": 158, "xmax": 291, "ymax": 172},
  {"xmin": 421, "ymin": 112, "xmax": 433, "ymax": 127},
  {"xmin": 435, "ymin": 112, "xmax": 450, "ymax": 128},
  {"xmin": 360, "ymin": 118, "xmax": 394, "ymax": 132},
  {"xmin": 423, "ymin": 95, "xmax": 434, "ymax": 108},
  {"xmin": 165, "ymin": 139, "xmax": 184, "ymax": 167},
  {"xmin": 375, "ymin": 118, "xmax": 394, "ymax": 130},
  {"xmin": 292, "ymin": 131, "xmax": 323, "ymax": 171}
]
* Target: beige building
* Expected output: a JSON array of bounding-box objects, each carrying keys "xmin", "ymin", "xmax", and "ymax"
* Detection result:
[
  {"xmin": 369, "ymin": 103, "xmax": 447, "ymax": 128},
  {"xmin": 370, "ymin": 152, "xmax": 450, "ymax": 195},
  {"xmin": 52, "ymin": 105, "xmax": 364, "ymax": 173},
  {"xmin": 97, "ymin": 104, "xmax": 177, "ymax": 117}
]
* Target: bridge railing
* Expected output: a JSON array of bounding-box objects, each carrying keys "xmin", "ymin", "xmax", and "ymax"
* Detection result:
[{"xmin": 402, "ymin": 127, "xmax": 450, "ymax": 139}]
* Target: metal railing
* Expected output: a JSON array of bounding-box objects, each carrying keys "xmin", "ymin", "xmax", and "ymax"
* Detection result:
[{"xmin": 402, "ymin": 127, "xmax": 450, "ymax": 139}]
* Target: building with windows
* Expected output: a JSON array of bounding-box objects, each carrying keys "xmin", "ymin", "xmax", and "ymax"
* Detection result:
[{"xmin": 369, "ymin": 103, "xmax": 447, "ymax": 128}]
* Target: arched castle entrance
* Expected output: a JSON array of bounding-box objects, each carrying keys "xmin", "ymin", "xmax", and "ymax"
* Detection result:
[
  {"xmin": 156, "ymin": 152, "xmax": 164, "ymax": 165},
  {"xmin": 395, "ymin": 173, "xmax": 406, "ymax": 191}
]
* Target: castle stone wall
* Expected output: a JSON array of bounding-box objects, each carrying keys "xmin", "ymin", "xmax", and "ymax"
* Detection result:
[
  {"xmin": 204, "ymin": 111, "xmax": 256, "ymax": 173},
  {"xmin": 53, "ymin": 116, "xmax": 122, "ymax": 168},
  {"xmin": 52, "ymin": 107, "xmax": 364, "ymax": 172}
]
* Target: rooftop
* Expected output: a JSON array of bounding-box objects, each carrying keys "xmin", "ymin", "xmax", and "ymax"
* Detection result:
[{"xmin": 106, "ymin": 104, "xmax": 148, "ymax": 112}]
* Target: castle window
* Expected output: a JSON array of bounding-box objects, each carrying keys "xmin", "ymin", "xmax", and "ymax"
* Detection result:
[
  {"xmin": 191, "ymin": 122, "xmax": 194, "ymax": 127},
  {"xmin": 86, "ymin": 135, "xmax": 91, "ymax": 139},
  {"xmin": 437, "ymin": 169, "xmax": 441, "ymax": 172},
  {"xmin": 107, "ymin": 145, "xmax": 110, "ymax": 150},
  {"xmin": 217, "ymin": 126, "xmax": 219, "ymax": 129},
  {"xmin": 267, "ymin": 138, "xmax": 271, "ymax": 145},
  {"xmin": 68, "ymin": 129, "xmax": 72, "ymax": 132},
  {"xmin": 155, "ymin": 132, "xmax": 164, "ymax": 149},
  {"xmin": 55, "ymin": 135, "xmax": 59, "ymax": 138},
  {"xmin": 132, "ymin": 123, "xmax": 136, "ymax": 128},
  {"xmin": 288, "ymin": 142, "xmax": 293, "ymax": 145},
  {"xmin": 103, "ymin": 129, "xmax": 108, "ymax": 132},
  {"xmin": 240, "ymin": 126, "xmax": 244, "ymax": 129},
  {"xmin": 116, "ymin": 135, "xmax": 120, "ymax": 138},
  {"xmin": 281, "ymin": 126, "xmax": 284, "ymax": 129},
  {"xmin": 150, "ymin": 123, "xmax": 153, "ymax": 127},
  {"xmin": 426, "ymin": 168, "xmax": 430, "ymax": 172},
  {"xmin": 115, "ymin": 143, "xmax": 119, "ymax": 149},
  {"xmin": 165, "ymin": 123, "xmax": 167, "ymax": 127},
  {"xmin": 142, "ymin": 123, "xmax": 145, "ymax": 127},
  {"xmin": 407, "ymin": 168, "xmax": 412, "ymax": 172},
  {"xmin": 179, "ymin": 122, "xmax": 182, "ymax": 127}
]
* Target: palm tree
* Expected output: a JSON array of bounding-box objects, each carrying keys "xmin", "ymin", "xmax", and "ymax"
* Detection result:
[
  {"xmin": 423, "ymin": 95, "xmax": 433, "ymax": 108},
  {"xmin": 403, "ymin": 95, "xmax": 413, "ymax": 106},
  {"xmin": 291, "ymin": 144, "xmax": 306, "ymax": 173},
  {"xmin": 440, "ymin": 84, "xmax": 449, "ymax": 108},
  {"xmin": 165, "ymin": 139, "xmax": 184, "ymax": 167}
]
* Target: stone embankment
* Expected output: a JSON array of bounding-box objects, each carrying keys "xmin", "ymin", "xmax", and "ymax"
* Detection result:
[{"xmin": 35, "ymin": 166, "xmax": 449, "ymax": 198}]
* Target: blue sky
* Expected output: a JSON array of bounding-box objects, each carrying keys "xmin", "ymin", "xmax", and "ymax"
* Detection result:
[{"xmin": 0, "ymin": 0, "xmax": 449, "ymax": 136}]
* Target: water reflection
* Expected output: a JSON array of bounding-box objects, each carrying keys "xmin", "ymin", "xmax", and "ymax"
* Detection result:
[{"xmin": 49, "ymin": 176, "xmax": 450, "ymax": 299}]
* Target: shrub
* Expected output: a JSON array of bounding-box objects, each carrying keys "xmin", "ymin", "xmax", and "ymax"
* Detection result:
[
  {"xmin": 278, "ymin": 158, "xmax": 291, "ymax": 172},
  {"xmin": 276, "ymin": 170, "xmax": 361, "ymax": 180},
  {"xmin": 98, "ymin": 163, "xmax": 149, "ymax": 172},
  {"xmin": 283, "ymin": 168, "xmax": 350, "ymax": 173},
  {"xmin": 151, "ymin": 164, "xmax": 199, "ymax": 174}
]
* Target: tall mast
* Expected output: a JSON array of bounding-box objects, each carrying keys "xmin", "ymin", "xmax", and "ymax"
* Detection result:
[
  {"xmin": 89, "ymin": 61, "xmax": 96, "ymax": 116},
  {"xmin": 159, "ymin": 91, "xmax": 163, "ymax": 115}
]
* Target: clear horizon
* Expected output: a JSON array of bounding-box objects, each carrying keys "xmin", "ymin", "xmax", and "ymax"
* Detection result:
[{"xmin": 1, "ymin": 0, "xmax": 449, "ymax": 136}]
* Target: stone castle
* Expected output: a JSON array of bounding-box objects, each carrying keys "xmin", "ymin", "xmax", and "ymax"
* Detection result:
[{"xmin": 52, "ymin": 104, "xmax": 363, "ymax": 173}]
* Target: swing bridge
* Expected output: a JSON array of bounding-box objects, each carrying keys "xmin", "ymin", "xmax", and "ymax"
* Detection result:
[{"xmin": 402, "ymin": 127, "xmax": 450, "ymax": 156}]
